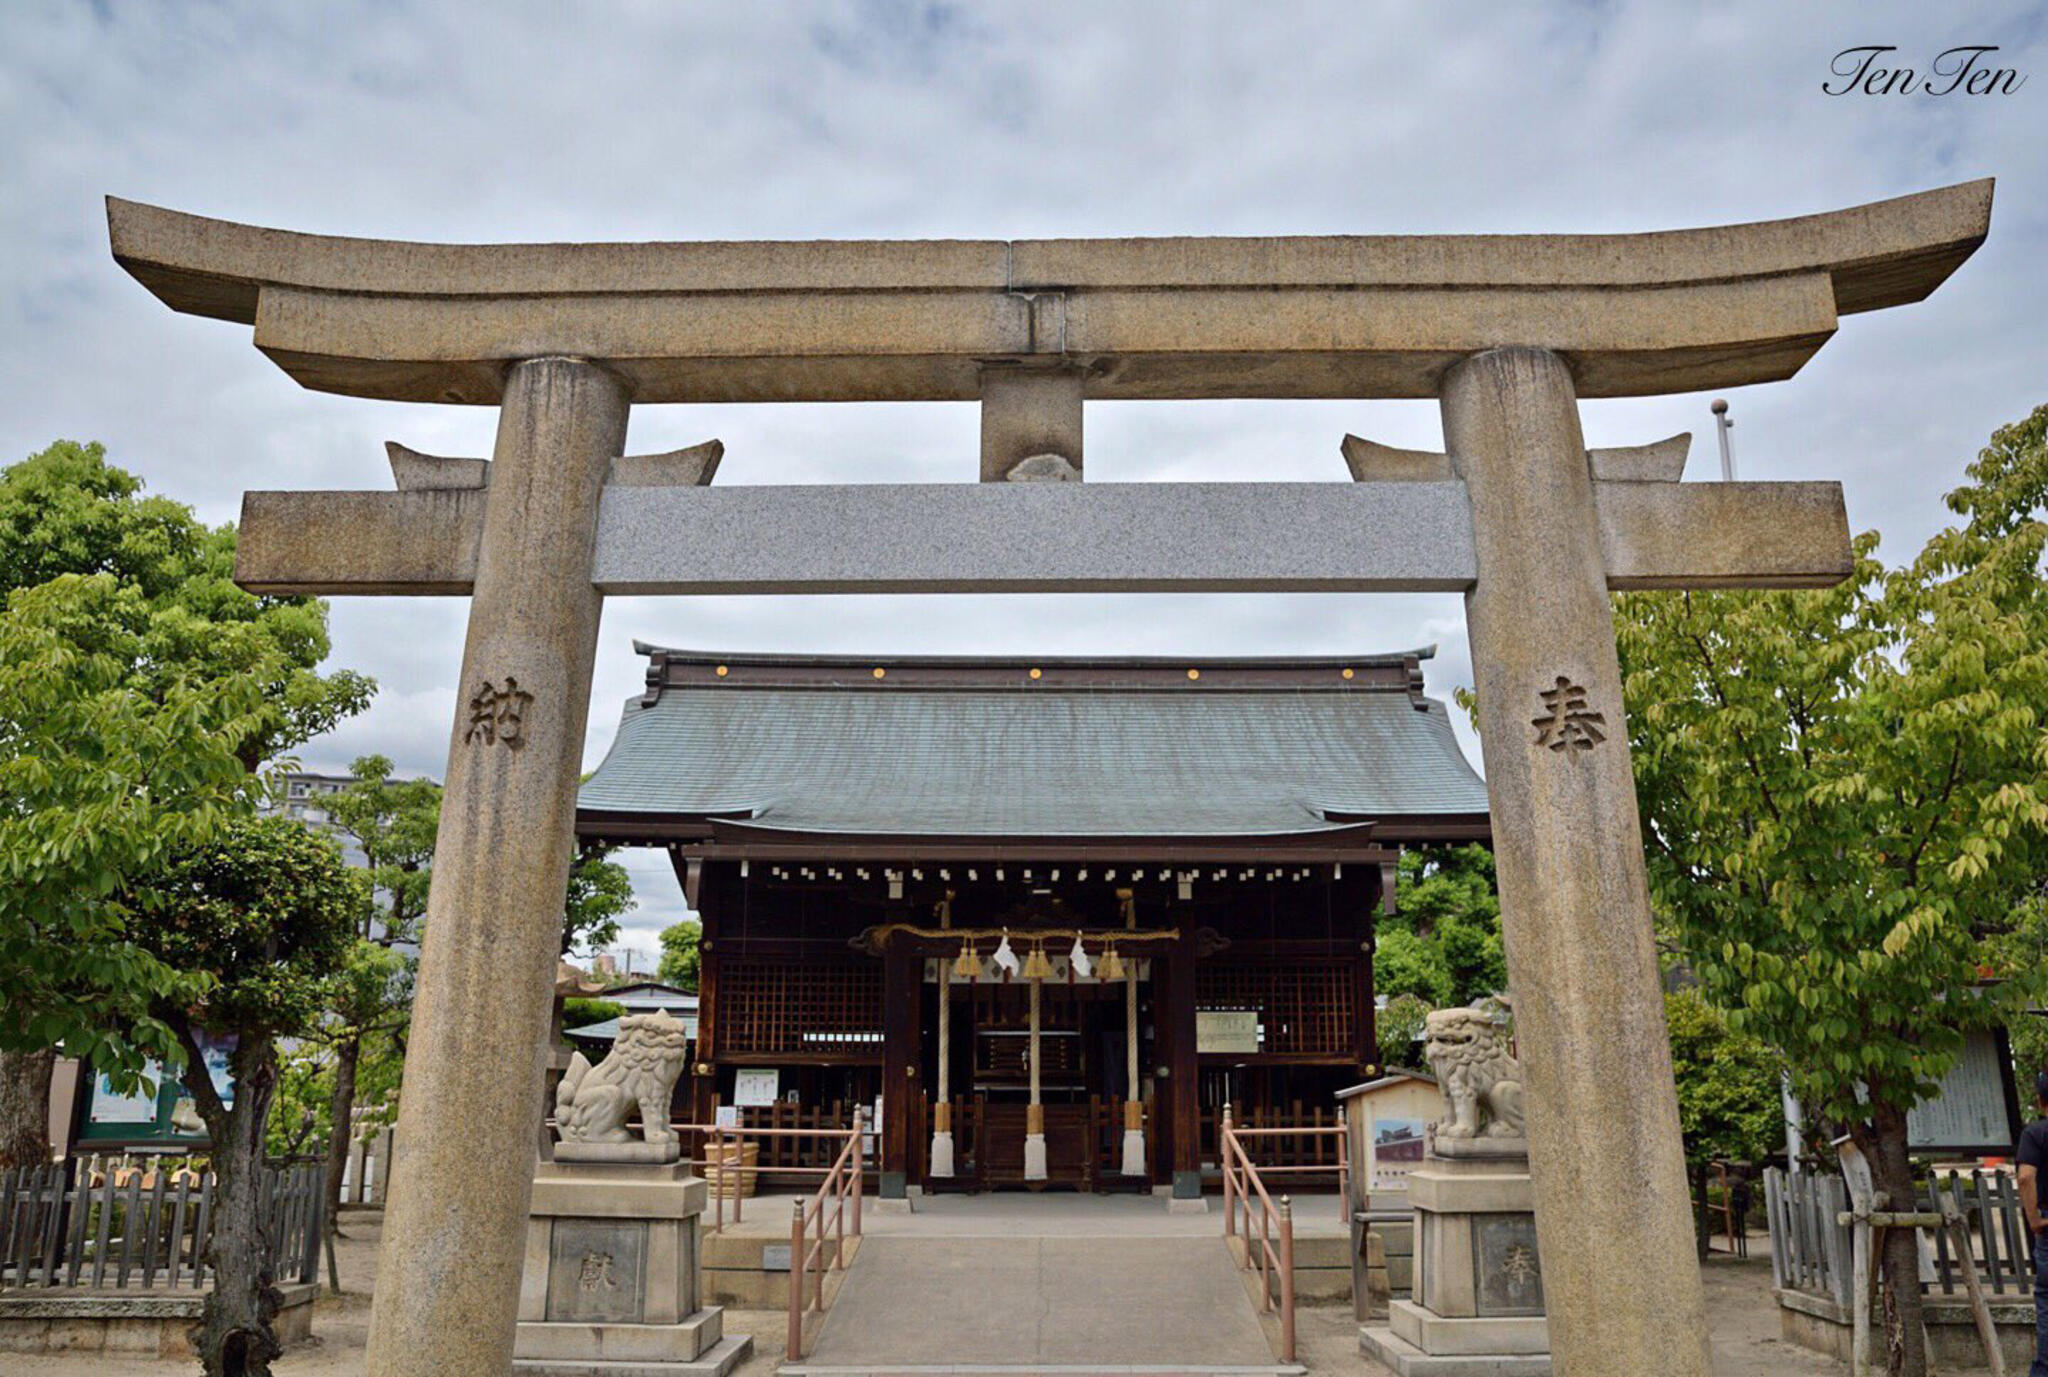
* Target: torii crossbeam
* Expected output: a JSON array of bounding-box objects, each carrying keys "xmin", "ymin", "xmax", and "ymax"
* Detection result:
[{"xmin": 108, "ymin": 181, "xmax": 1990, "ymax": 1377}]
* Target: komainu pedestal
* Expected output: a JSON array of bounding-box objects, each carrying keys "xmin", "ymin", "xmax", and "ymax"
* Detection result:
[
  {"xmin": 513, "ymin": 1160, "xmax": 749, "ymax": 1375},
  {"xmin": 1360, "ymin": 1007, "xmax": 1552, "ymax": 1376},
  {"xmin": 518, "ymin": 1016, "xmax": 748, "ymax": 1374}
]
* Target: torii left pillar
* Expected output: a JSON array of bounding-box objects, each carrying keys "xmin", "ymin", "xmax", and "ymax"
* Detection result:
[{"xmin": 364, "ymin": 357, "xmax": 630, "ymax": 1377}]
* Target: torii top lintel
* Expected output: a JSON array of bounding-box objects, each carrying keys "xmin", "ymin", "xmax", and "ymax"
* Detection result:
[{"xmin": 107, "ymin": 181, "xmax": 1989, "ymax": 406}]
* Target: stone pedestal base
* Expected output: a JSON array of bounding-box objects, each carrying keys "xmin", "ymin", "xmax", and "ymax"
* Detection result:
[
  {"xmin": 515, "ymin": 1159, "xmax": 750, "ymax": 1375},
  {"xmin": 1360, "ymin": 1324, "xmax": 1553, "ymax": 1376},
  {"xmin": 1358, "ymin": 1151, "xmax": 1550, "ymax": 1375}
]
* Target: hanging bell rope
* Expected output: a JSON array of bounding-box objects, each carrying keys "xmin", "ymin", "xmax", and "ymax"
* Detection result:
[
  {"xmin": 951, "ymin": 938, "xmax": 982, "ymax": 981},
  {"xmin": 871, "ymin": 923, "xmax": 1181, "ymax": 944}
]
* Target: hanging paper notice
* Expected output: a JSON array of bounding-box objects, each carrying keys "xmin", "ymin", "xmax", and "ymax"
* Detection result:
[
  {"xmin": 89, "ymin": 1066, "xmax": 161, "ymax": 1124},
  {"xmin": 1196, "ymin": 1010, "xmax": 1259, "ymax": 1054},
  {"xmin": 733, "ymin": 1069, "xmax": 780, "ymax": 1108}
]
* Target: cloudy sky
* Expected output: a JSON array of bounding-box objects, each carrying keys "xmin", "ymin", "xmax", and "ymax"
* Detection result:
[{"xmin": 3, "ymin": 2, "xmax": 2042, "ymax": 964}]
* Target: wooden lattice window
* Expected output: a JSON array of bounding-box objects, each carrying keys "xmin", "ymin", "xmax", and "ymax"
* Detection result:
[
  {"xmin": 1195, "ymin": 962, "xmax": 1355, "ymax": 1056},
  {"xmin": 717, "ymin": 958, "xmax": 883, "ymax": 1055}
]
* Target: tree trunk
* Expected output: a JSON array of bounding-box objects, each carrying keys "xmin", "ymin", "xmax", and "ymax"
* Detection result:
[
  {"xmin": 0, "ymin": 1048, "xmax": 55, "ymax": 1168},
  {"xmin": 183, "ymin": 1032, "xmax": 284, "ymax": 1377},
  {"xmin": 1855, "ymin": 1103, "xmax": 1928, "ymax": 1377},
  {"xmin": 322, "ymin": 1037, "xmax": 360, "ymax": 1236}
]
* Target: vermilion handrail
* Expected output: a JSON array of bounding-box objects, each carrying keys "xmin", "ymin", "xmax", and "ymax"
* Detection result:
[
  {"xmin": 1220, "ymin": 1105, "xmax": 1313, "ymax": 1364},
  {"xmin": 782, "ymin": 1109, "xmax": 863, "ymax": 1363},
  {"xmin": 1220, "ymin": 1120, "xmax": 1351, "ymax": 1220},
  {"xmin": 677, "ymin": 1119, "xmax": 870, "ymax": 1232}
]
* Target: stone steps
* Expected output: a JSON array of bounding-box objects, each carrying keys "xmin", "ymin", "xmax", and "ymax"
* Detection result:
[
  {"xmin": 790, "ymin": 1236, "xmax": 1282, "ymax": 1371},
  {"xmin": 1223, "ymin": 1232, "xmax": 1352, "ymax": 1304},
  {"xmin": 1362, "ymin": 1217, "xmax": 1418, "ymax": 1317},
  {"xmin": 1358, "ymin": 1325, "xmax": 1551, "ymax": 1377},
  {"xmin": 783, "ymin": 1364, "xmax": 1303, "ymax": 1375},
  {"xmin": 700, "ymin": 1231, "xmax": 861, "ymax": 1309},
  {"xmin": 513, "ymin": 1333, "xmax": 751, "ymax": 1377}
]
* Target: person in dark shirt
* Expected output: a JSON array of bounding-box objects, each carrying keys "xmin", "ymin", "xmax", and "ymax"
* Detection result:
[{"xmin": 2017, "ymin": 1071, "xmax": 2048, "ymax": 1377}]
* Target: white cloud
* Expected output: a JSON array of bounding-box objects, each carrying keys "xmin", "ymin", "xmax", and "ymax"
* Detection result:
[{"xmin": 4, "ymin": 1, "xmax": 2042, "ymax": 920}]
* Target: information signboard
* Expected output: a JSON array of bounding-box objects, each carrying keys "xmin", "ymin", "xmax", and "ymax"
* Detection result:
[
  {"xmin": 77, "ymin": 1032, "xmax": 239, "ymax": 1146},
  {"xmin": 732, "ymin": 1068, "xmax": 781, "ymax": 1108},
  {"xmin": 1197, "ymin": 1010, "xmax": 1260, "ymax": 1055},
  {"xmin": 1908, "ymin": 1027, "xmax": 2022, "ymax": 1155}
]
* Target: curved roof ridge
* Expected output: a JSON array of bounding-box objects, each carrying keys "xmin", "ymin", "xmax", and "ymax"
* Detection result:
[{"xmin": 629, "ymin": 642, "xmax": 1438, "ymax": 668}]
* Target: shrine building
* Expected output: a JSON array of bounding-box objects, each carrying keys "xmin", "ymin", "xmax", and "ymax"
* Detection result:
[{"xmin": 576, "ymin": 644, "xmax": 1488, "ymax": 1200}]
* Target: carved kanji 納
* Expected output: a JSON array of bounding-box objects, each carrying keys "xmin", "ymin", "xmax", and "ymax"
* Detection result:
[{"xmin": 465, "ymin": 677, "xmax": 535, "ymax": 749}]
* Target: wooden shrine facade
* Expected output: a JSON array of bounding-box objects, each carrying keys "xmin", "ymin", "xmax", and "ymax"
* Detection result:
[{"xmin": 576, "ymin": 645, "xmax": 1490, "ymax": 1198}]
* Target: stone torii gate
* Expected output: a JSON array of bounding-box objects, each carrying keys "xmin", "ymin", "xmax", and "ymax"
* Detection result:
[{"xmin": 108, "ymin": 181, "xmax": 1990, "ymax": 1377}]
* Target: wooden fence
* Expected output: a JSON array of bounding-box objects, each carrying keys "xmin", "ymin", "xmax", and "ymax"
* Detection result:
[
  {"xmin": 0, "ymin": 1159, "xmax": 323, "ymax": 1290},
  {"xmin": 1765, "ymin": 1166, "xmax": 2034, "ymax": 1302},
  {"xmin": 1764, "ymin": 1168, "xmax": 1852, "ymax": 1306},
  {"xmin": 1927, "ymin": 1168, "xmax": 2034, "ymax": 1299},
  {"xmin": 337, "ymin": 1127, "xmax": 395, "ymax": 1207}
]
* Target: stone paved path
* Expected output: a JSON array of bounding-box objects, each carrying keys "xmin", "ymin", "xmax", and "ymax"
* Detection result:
[
  {"xmin": 784, "ymin": 1234, "xmax": 1288, "ymax": 1373},
  {"xmin": 1, "ymin": 1209, "xmax": 1846, "ymax": 1375}
]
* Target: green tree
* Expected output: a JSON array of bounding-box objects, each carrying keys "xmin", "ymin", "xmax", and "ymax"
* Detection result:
[
  {"xmin": 0, "ymin": 442, "xmax": 370, "ymax": 772},
  {"xmin": 1664, "ymin": 989, "xmax": 1786, "ymax": 1166},
  {"xmin": 1613, "ymin": 406, "xmax": 2048, "ymax": 1377},
  {"xmin": 323, "ymin": 755, "xmax": 440, "ymax": 946},
  {"xmin": 1373, "ymin": 926, "xmax": 1451, "ymax": 1006},
  {"xmin": 564, "ymin": 845, "xmax": 636, "ymax": 957},
  {"xmin": 131, "ymin": 815, "xmax": 363, "ymax": 1377},
  {"xmin": 1376, "ymin": 992, "xmax": 1432, "ymax": 1071},
  {"xmin": 0, "ymin": 441, "xmax": 371, "ymax": 1164},
  {"xmin": 562, "ymin": 997, "xmax": 625, "ymax": 1030},
  {"xmin": 1371, "ymin": 846, "xmax": 1506, "ymax": 1010},
  {"xmin": 312, "ymin": 941, "xmax": 412, "ymax": 1238},
  {"xmin": 1985, "ymin": 897, "xmax": 2048, "ymax": 1103},
  {"xmin": 0, "ymin": 574, "xmax": 258, "ymax": 1163},
  {"xmin": 317, "ymin": 756, "xmax": 437, "ymax": 1229},
  {"xmin": 657, "ymin": 918, "xmax": 702, "ymax": 992}
]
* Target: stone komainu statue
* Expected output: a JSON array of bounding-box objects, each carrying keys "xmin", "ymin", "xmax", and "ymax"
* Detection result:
[
  {"xmin": 1423, "ymin": 1006, "xmax": 1526, "ymax": 1140},
  {"xmin": 554, "ymin": 1011, "xmax": 691, "ymax": 1150}
]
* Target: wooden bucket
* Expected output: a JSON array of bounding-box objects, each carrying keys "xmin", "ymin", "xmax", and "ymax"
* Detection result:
[{"xmin": 704, "ymin": 1141, "xmax": 760, "ymax": 1199}]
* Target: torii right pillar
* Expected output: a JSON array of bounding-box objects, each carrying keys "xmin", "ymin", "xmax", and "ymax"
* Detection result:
[{"xmin": 1444, "ymin": 346, "xmax": 1709, "ymax": 1374}]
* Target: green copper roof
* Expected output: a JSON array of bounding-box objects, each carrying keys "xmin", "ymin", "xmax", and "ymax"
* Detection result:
[{"xmin": 577, "ymin": 648, "xmax": 1488, "ymax": 839}]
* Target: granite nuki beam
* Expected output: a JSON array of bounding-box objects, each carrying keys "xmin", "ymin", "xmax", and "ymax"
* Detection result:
[{"xmin": 233, "ymin": 477, "xmax": 1852, "ymax": 597}]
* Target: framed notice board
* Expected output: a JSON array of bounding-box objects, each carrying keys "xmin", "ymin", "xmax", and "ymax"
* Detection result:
[
  {"xmin": 73, "ymin": 1032, "xmax": 237, "ymax": 1148},
  {"xmin": 1907, "ymin": 1026, "xmax": 2023, "ymax": 1156}
]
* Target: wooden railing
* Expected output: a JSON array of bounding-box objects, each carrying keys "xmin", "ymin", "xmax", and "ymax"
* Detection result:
[
  {"xmin": 684, "ymin": 1100, "xmax": 876, "ymax": 1178},
  {"xmin": 1217, "ymin": 1105, "xmax": 1349, "ymax": 1222},
  {"xmin": 676, "ymin": 1105, "xmax": 873, "ymax": 1233},
  {"xmin": 787, "ymin": 1110, "xmax": 864, "ymax": 1363},
  {"xmin": 1201, "ymin": 1102, "xmax": 1347, "ymax": 1186},
  {"xmin": 0, "ymin": 1158, "xmax": 324, "ymax": 1291},
  {"xmin": 1219, "ymin": 1107, "xmax": 1304, "ymax": 1364}
]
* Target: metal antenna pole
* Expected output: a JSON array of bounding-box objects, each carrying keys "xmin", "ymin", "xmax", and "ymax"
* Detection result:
[{"xmin": 1711, "ymin": 399, "xmax": 1736, "ymax": 481}]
